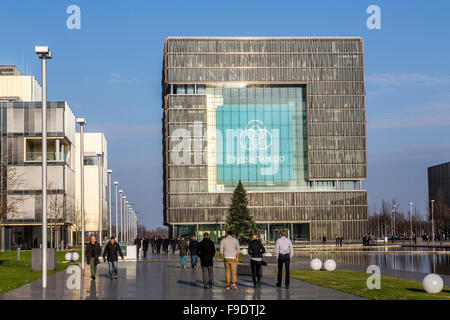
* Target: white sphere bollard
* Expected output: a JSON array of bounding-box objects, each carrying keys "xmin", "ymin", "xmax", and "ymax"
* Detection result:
[
  {"xmin": 310, "ymin": 258, "xmax": 322, "ymax": 270},
  {"xmin": 65, "ymin": 252, "xmax": 73, "ymax": 261},
  {"xmin": 72, "ymin": 252, "xmax": 79, "ymax": 261},
  {"xmin": 323, "ymin": 259, "xmax": 336, "ymax": 271},
  {"xmin": 423, "ymin": 274, "xmax": 444, "ymax": 294},
  {"xmin": 241, "ymin": 248, "xmax": 248, "ymax": 255}
]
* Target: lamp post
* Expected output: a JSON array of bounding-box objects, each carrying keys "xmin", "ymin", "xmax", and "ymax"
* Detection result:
[
  {"xmin": 97, "ymin": 152, "xmax": 103, "ymax": 244},
  {"xmin": 35, "ymin": 46, "xmax": 52, "ymax": 289},
  {"xmin": 76, "ymin": 118, "xmax": 87, "ymax": 271},
  {"xmin": 120, "ymin": 196, "xmax": 127, "ymax": 242},
  {"xmin": 125, "ymin": 201, "xmax": 129, "ymax": 242},
  {"xmin": 114, "ymin": 182, "xmax": 118, "ymax": 238},
  {"xmin": 409, "ymin": 202, "xmax": 413, "ymax": 242},
  {"xmin": 431, "ymin": 199, "xmax": 435, "ymax": 242},
  {"xmin": 377, "ymin": 211, "xmax": 380, "ymax": 236},
  {"xmin": 107, "ymin": 170, "xmax": 112, "ymax": 238},
  {"xmin": 119, "ymin": 191, "xmax": 123, "ymax": 242},
  {"xmin": 391, "ymin": 204, "xmax": 397, "ymax": 242}
]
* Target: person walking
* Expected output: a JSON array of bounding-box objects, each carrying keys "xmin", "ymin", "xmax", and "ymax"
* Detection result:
[
  {"xmin": 86, "ymin": 235, "xmax": 101, "ymax": 280},
  {"xmin": 156, "ymin": 237, "xmax": 162, "ymax": 253},
  {"xmin": 189, "ymin": 235, "xmax": 198, "ymax": 270},
  {"xmin": 134, "ymin": 235, "xmax": 141, "ymax": 260},
  {"xmin": 197, "ymin": 232, "xmax": 216, "ymax": 289},
  {"xmin": 102, "ymin": 237, "xmax": 124, "ymax": 280},
  {"xmin": 163, "ymin": 236, "xmax": 170, "ymax": 254},
  {"xmin": 248, "ymin": 234, "xmax": 266, "ymax": 288},
  {"xmin": 220, "ymin": 230, "xmax": 240, "ymax": 291},
  {"xmin": 150, "ymin": 237, "xmax": 156, "ymax": 253},
  {"xmin": 275, "ymin": 230, "xmax": 293, "ymax": 289},
  {"xmin": 142, "ymin": 237, "xmax": 149, "ymax": 258},
  {"xmin": 170, "ymin": 237, "xmax": 177, "ymax": 254},
  {"xmin": 178, "ymin": 236, "xmax": 189, "ymax": 270}
]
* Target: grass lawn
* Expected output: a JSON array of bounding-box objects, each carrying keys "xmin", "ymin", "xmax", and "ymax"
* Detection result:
[
  {"xmin": 291, "ymin": 269, "xmax": 450, "ymax": 300},
  {"xmin": 0, "ymin": 250, "xmax": 79, "ymax": 295}
]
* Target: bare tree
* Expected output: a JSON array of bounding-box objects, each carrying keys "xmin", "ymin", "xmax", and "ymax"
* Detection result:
[
  {"xmin": 47, "ymin": 182, "xmax": 65, "ymax": 249},
  {"xmin": 432, "ymin": 190, "xmax": 450, "ymax": 235},
  {"xmin": 72, "ymin": 207, "xmax": 91, "ymax": 246},
  {"xmin": 0, "ymin": 164, "xmax": 27, "ymax": 251}
]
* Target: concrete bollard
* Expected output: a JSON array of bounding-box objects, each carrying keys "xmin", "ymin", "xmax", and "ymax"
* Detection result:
[{"xmin": 17, "ymin": 247, "xmax": 21, "ymax": 261}]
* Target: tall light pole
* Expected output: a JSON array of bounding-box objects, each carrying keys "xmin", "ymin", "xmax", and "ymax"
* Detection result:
[
  {"xmin": 97, "ymin": 152, "xmax": 103, "ymax": 245},
  {"xmin": 76, "ymin": 118, "xmax": 86, "ymax": 270},
  {"xmin": 377, "ymin": 211, "xmax": 380, "ymax": 236},
  {"xmin": 409, "ymin": 202, "xmax": 413, "ymax": 242},
  {"xmin": 391, "ymin": 204, "xmax": 397, "ymax": 241},
  {"xmin": 431, "ymin": 199, "xmax": 435, "ymax": 242},
  {"xmin": 122, "ymin": 195, "xmax": 126, "ymax": 242},
  {"xmin": 35, "ymin": 46, "xmax": 52, "ymax": 289},
  {"xmin": 107, "ymin": 170, "xmax": 112, "ymax": 238},
  {"xmin": 125, "ymin": 201, "xmax": 129, "ymax": 242},
  {"xmin": 114, "ymin": 182, "xmax": 118, "ymax": 238},
  {"xmin": 119, "ymin": 191, "xmax": 123, "ymax": 242}
]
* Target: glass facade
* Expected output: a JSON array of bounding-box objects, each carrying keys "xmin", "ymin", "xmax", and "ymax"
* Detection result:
[
  {"xmin": 163, "ymin": 38, "xmax": 368, "ymax": 241},
  {"xmin": 0, "ymin": 101, "xmax": 76, "ymax": 249}
]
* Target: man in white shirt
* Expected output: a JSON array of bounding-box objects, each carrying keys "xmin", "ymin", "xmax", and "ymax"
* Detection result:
[{"xmin": 275, "ymin": 230, "xmax": 293, "ymax": 289}]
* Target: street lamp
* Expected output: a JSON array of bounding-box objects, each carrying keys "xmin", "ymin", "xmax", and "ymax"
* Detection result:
[
  {"xmin": 391, "ymin": 204, "xmax": 397, "ymax": 242},
  {"xmin": 114, "ymin": 181, "xmax": 118, "ymax": 238},
  {"xmin": 97, "ymin": 152, "xmax": 103, "ymax": 245},
  {"xmin": 377, "ymin": 211, "xmax": 380, "ymax": 236},
  {"xmin": 35, "ymin": 45, "xmax": 52, "ymax": 289},
  {"xmin": 125, "ymin": 201, "xmax": 129, "ymax": 242},
  {"xmin": 119, "ymin": 190, "xmax": 123, "ymax": 242},
  {"xmin": 409, "ymin": 202, "xmax": 413, "ymax": 242},
  {"xmin": 76, "ymin": 118, "xmax": 86, "ymax": 271},
  {"xmin": 107, "ymin": 170, "xmax": 112, "ymax": 239},
  {"xmin": 122, "ymin": 195, "xmax": 127, "ymax": 242},
  {"xmin": 431, "ymin": 199, "xmax": 435, "ymax": 242}
]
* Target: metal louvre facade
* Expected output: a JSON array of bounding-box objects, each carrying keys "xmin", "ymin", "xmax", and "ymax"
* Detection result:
[{"xmin": 162, "ymin": 37, "xmax": 368, "ymax": 241}]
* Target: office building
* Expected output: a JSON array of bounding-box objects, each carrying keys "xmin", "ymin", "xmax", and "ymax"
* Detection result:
[{"xmin": 162, "ymin": 37, "xmax": 368, "ymax": 242}]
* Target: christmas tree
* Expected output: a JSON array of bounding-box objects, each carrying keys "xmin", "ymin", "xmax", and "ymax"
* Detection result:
[{"xmin": 225, "ymin": 181, "xmax": 258, "ymax": 243}]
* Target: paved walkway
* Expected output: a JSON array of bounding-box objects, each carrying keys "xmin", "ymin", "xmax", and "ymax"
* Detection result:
[{"xmin": 0, "ymin": 253, "xmax": 363, "ymax": 300}]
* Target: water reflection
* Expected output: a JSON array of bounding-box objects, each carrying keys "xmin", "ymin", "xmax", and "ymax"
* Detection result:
[{"xmin": 300, "ymin": 247, "xmax": 450, "ymax": 275}]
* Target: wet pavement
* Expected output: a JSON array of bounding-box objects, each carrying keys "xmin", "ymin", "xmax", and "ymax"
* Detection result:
[{"xmin": 0, "ymin": 253, "xmax": 363, "ymax": 300}]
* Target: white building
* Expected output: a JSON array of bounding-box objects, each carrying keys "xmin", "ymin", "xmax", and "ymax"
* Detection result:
[
  {"xmin": 73, "ymin": 132, "xmax": 108, "ymax": 244},
  {"xmin": 0, "ymin": 65, "xmax": 110, "ymax": 250},
  {"xmin": 0, "ymin": 65, "xmax": 42, "ymax": 102}
]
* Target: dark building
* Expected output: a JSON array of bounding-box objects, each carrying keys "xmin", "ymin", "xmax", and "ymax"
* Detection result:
[
  {"xmin": 428, "ymin": 162, "xmax": 450, "ymax": 229},
  {"xmin": 162, "ymin": 37, "xmax": 368, "ymax": 242}
]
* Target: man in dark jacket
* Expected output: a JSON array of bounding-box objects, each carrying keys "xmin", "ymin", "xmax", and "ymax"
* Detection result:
[
  {"xmin": 151, "ymin": 237, "xmax": 156, "ymax": 253},
  {"xmin": 134, "ymin": 236, "xmax": 141, "ymax": 259},
  {"xmin": 170, "ymin": 237, "xmax": 177, "ymax": 254},
  {"xmin": 142, "ymin": 237, "xmax": 149, "ymax": 258},
  {"xmin": 156, "ymin": 237, "xmax": 162, "ymax": 253},
  {"xmin": 197, "ymin": 232, "xmax": 216, "ymax": 289},
  {"xmin": 86, "ymin": 235, "xmax": 101, "ymax": 280},
  {"xmin": 248, "ymin": 234, "xmax": 266, "ymax": 288},
  {"xmin": 189, "ymin": 235, "xmax": 198, "ymax": 269},
  {"xmin": 178, "ymin": 236, "xmax": 189, "ymax": 270},
  {"xmin": 103, "ymin": 237, "xmax": 124, "ymax": 280},
  {"xmin": 163, "ymin": 236, "xmax": 170, "ymax": 254}
]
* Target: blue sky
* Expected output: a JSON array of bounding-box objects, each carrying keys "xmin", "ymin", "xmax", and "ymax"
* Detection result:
[{"xmin": 1, "ymin": 0, "xmax": 449, "ymax": 227}]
